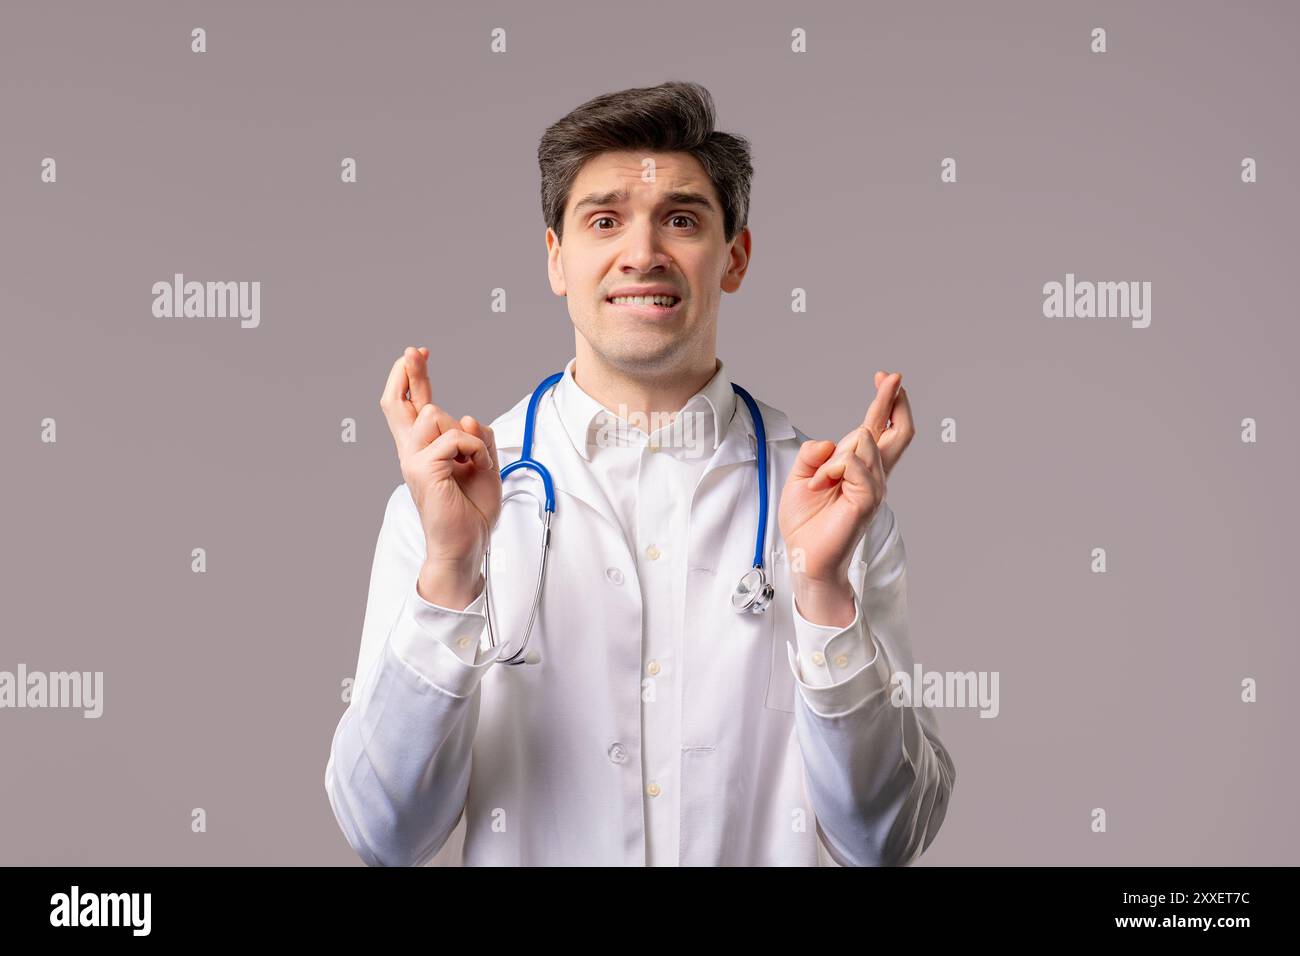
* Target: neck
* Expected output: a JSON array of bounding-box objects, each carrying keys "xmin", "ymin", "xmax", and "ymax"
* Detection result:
[{"xmin": 572, "ymin": 342, "xmax": 720, "ymax": 426}]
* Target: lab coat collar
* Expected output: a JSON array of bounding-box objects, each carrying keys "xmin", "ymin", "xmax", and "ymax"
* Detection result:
[{"xmin": 488, "ymin": 362, "xmax": 796, "ymax": 537}]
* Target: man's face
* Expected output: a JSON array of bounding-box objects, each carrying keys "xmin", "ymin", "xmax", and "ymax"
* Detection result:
[{"xmin": 546, "ymin": 150, "xmax": 751, "ymax": 374}]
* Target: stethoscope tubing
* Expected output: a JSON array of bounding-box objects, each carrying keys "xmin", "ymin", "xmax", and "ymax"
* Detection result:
[{"xmin": 485, "ymin": 372, "xmax": 771, "ymax": 665}]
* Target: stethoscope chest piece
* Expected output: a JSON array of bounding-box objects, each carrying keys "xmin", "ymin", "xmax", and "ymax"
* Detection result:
[{"xmin": 731, "ymin": 566, "xmax": 774, "ymax": 615}]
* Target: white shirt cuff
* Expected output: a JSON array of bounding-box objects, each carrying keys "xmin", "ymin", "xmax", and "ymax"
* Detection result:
[
  {"xmin": 786, "ymin": 590, "xmax": 892, "ymax": 716},
  {"xmin": 388, "ymin": 578, "xmax": 500, "ymax": 698}
]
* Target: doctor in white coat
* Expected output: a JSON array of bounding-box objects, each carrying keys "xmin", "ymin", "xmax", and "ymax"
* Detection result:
[{"xmin": 325, "ymin": 81, "xmax": 955, "ymax": 867}]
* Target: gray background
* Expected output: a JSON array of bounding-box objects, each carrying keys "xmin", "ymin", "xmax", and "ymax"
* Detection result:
[{"xmin": 1, "ymin": 0, "xmax": 1296, "ymax": 865}]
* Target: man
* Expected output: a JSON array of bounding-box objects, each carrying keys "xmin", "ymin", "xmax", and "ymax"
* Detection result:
[{"xmin": 325, "ymin": 81, "xmax": 955, "ymax": 866}]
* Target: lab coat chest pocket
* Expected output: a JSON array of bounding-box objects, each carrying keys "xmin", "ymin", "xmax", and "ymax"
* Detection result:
[{"xmin": 763, "ymin": 549, "xmax": 796, "ymax": 713}]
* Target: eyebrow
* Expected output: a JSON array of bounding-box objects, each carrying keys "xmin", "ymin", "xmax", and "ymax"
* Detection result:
[{"xmin": 570, "ymin": 188, "xmax": 717, "ymax": 217}]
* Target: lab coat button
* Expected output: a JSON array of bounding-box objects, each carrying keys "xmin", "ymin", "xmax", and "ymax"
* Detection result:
[
  {"xmin": 646, "ymin": 782, "xmax": 661, "ymax": 797},
  {"xmin": 811, "ymin": 651, "xmax": 826, "ymax": 666},
  {"xmin": 647, "ymin": 660, "xmax": 661, "ymax": 676},
  {"xmin": 608, "ymin": 743, "xmax": 628, "ymax": 764},
  {"xmin": 834, "ymin": 654, "xmax": 849, "ymax": 668},
  {"xmin": 457, "ymin": 636, "xmax": 472, "ymax": 649},
  {"xmin": 606, "ymin": 567, "xmax": 624, "ymax": 585},
  {"xmin": 645, "ymin": 544, "xmax": 661, "ymax": 561}
]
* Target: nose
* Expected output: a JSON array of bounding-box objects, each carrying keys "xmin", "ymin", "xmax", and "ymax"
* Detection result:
[{"xmin": 618, "ymin": 218, "xmax": 672, "ymax": 274}]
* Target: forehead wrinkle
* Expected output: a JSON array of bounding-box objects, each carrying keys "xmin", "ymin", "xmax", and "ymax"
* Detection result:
[{"xmin": 571, "ymin": 183, "xmax": 715, "ymax": 217}]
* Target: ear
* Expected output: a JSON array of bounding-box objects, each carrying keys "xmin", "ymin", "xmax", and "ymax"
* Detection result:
[
  {"xmin": 546, "ymin": 227, "xmax": 566, "ymax": 296},
  {"xmin": 720, "ymin": 226, "xmax": 752, "ymax": 294}
]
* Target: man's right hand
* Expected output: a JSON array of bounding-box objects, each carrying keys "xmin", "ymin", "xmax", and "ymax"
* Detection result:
[{"xmin": 380, "ymin": 346, "xmax": 502, "ymax": 608}]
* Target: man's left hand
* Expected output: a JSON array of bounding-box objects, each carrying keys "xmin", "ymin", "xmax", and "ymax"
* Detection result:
[{"xmin": 778, "ymin": 371, "xmax": 914, "ymax": 622}]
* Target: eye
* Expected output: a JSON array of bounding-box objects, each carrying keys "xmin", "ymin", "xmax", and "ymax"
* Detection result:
[
  {"xmin": 592, "ymin": 216, "xmax": 617, "ymax": 231},
  {"xmin": 669, "ymin": 214, "xmax": 697, "ymax": 228}
]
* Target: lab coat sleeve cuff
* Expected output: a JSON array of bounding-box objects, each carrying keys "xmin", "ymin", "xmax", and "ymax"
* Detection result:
[
  {"xmin": 389, "ymin": 578, "xmax": 499, "ymax": 699},
  {"xmin": 786, "ymin": 592, "xmax": 892, "ymax": 717}
]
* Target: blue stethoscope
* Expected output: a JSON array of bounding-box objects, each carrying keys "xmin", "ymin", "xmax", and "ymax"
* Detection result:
[{"xmin": 485, "ymin": 371, "xmax": 774, "ymax": 666}]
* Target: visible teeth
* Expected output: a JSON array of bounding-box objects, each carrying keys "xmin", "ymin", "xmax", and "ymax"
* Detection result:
[{"xmin": 610, "ymin": 295, "xmax": 678, "ymax": 306}]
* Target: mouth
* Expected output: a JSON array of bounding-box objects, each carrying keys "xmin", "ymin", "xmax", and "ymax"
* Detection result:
[{"xmin": 606, "ymin": 294, "xmax": 683, "ymax": 316}]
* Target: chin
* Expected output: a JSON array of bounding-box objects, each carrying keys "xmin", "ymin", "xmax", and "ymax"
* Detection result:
[{"xmin": 599, "ymin": 335, "xmax": 697, "ymax": 370}]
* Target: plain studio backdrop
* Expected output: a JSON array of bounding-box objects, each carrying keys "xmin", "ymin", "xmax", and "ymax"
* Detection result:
[{"xmin": 0, "ymin": 0, "xmax": 1296, "ymax": 864}]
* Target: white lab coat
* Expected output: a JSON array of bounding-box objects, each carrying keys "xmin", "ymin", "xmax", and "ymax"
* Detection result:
[{"xmin": 325, "ymin": 381, "xmax": 955, "ymax": 866}]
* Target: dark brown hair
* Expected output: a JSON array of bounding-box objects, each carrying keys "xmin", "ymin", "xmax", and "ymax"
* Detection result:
[{"xmin": 538, "ymin": 81, "xmax": 754, "ymax": 245}]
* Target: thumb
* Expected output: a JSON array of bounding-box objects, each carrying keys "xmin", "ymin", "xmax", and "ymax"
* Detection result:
[{"xmin": 789, "ymin": 439, "xmax": 837, "ymax": 481}]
